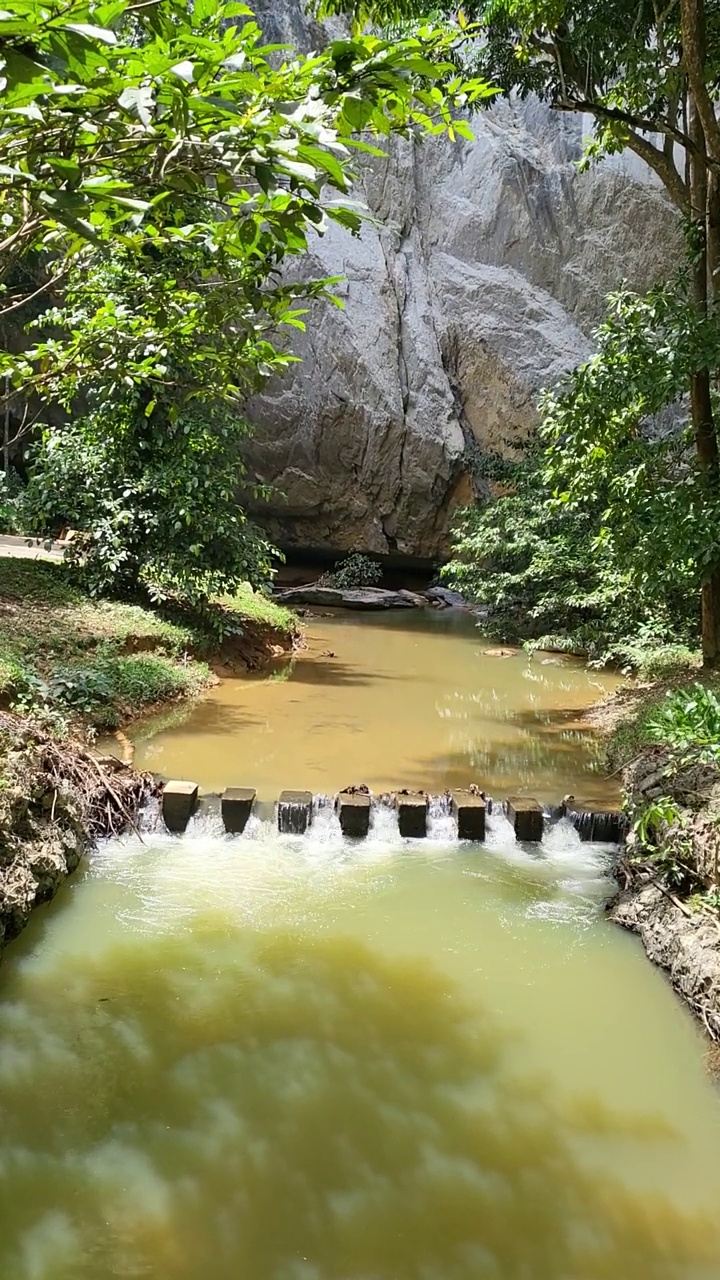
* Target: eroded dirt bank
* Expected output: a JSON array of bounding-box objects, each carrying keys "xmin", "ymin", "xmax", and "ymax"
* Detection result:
[
  {"xmin": 0, "ymin": 710, "xmax": 154, "ymax": 957},
  {"xmin": 588, "ymin": 685, "xmax": 720, "ymax": 1047}
]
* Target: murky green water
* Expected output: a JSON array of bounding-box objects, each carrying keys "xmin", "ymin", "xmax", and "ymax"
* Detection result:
[{"xmin": 2, "ymin": 611, "xmax": 720, "ymax": 1279}]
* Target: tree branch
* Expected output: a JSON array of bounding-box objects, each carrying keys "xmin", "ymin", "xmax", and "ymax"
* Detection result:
[
  {"xmin": 553, "ymin": 99, "xmax": 690, "ymax": 211},
  {"xmin": 0, "ymin": 267, "xmax": 68, "ymax": 319},
  {"xmin": 554, "ymin": 93, "xmax": 695, "ymax": 156}
]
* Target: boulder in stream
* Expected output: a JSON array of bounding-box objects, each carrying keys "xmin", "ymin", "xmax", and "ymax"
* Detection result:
[
  {"xmin": 276, "ymin": 585, "xmax": 426, "ymax": 610},
  {"xmin": 424, "ymin": 586, "xmax": 471, "ymax": 608}
]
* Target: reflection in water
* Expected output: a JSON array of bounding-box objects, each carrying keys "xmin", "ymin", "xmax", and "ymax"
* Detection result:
[
  {"xmin": 1, "ymin": 828, "xmax": 720, "ymax": 1279},
  {"xmin": 128, "ymin": 611, "xmax": 623, "ymax": 805},
  {"xmin": 1, "ymin": 927, "xmax": 719, "ymax": 1280}
]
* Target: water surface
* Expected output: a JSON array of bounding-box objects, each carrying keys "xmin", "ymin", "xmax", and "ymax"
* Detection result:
[
  {"xmin": 1, "ymin": 809, "xmax": 720, "ymax": 1279},
  {"xmin": 3, "ymin": 610, "xmax": 720, "ymax": 1280},
  {"xmin": 131, "ymin": 610, "xmax": 622, "ymax": 805}
]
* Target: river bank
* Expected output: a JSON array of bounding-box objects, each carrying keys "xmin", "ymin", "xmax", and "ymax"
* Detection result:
[
  {"xmin": 585, "ymin": 679, "xmax": 720, "ymax": 1047},
  {"xmin": 0, "ymin": 558, "xmax": 302, "ymax": 956},
  {"xmin": 0, "ymin": 709, "xmax": 152, "ymax": 956},
  {"xmin": 0, "ymin": 558, "xmax": 301, "ymax": 727}
]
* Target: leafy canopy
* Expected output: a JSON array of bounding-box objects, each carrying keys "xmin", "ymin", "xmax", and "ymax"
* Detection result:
[
  {"xmin": 0, "ymin": 0, "xmax": 492, "ymax": 605},
  {"xmin": 0, "ymin": 0, "xmax": 492, "ymax": 286},
  {"xmin": 316, "ymin": 0, "xmax": 720, "ymax": 210},
  {"xmin": 542, "ymin": 280, "xmax": 720, "ymax": 592},
  {"xmin": 444, "ymin": 278, "xmax": 720, "ymax": 664}
]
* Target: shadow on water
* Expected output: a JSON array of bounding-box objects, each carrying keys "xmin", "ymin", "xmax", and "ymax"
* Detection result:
[
  {"xmin": 406, "ymin": 740, "xmax": 616, "ymax": 809},
  {"xmin": 1, "ymin": 927, "xmax": 718, "ymax": 1280},
  {"xmin": 265, "ymin": 654, "xmax": 413, "ymax": 688},
  {"xmin": 300, "ymin": 607, "xmax": 490, "ymax": 641}
]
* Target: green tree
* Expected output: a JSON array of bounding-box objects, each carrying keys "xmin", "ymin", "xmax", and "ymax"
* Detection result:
[
  {"xmin": 321, "ymin": 0, "xmax": 720, "ymax": 667},
  {"xmin": 446, "ymin": 282, "xmax": 715, "ymax": 662},
  {"xmin": 0, "ymin": 0, "xmax": 491, "ymax": 601}
]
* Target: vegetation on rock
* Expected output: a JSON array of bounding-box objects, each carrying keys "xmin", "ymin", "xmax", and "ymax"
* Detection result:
[
  {"xmin": 323, "ymin": 553, "xmax": 383, "ymax": 590},
  {"xmin": 0, "ymin": 0, "xmax": 489, "ymax": 607},
  {"xmin": 329, "ymin": 0, "xmax": 720, "ymax": 670}
]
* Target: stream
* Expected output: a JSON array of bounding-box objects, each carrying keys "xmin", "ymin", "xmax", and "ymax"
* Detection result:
[{"xmin": 2, "ymin": 610, "xmax": 720, "ymax": 1279}]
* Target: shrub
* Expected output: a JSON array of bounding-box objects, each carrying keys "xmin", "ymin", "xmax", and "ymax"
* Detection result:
[
  {"xmin": 645, "ymin": 683, "xmax": 720, "ymax": 764},
  {"xmin": 443, "ymin": 445, "xmax": 699, "ymax": 662},
  {"xmin": 6, "ymin": 652, "xmax": 210, "ymax": 729},
  {"xmin": 0, "ymin": 653, "xmax": 39, "ymax": 702},
  {"xmin": 24, "ymin": 400, "xmax": 276, "ymax": 608},
  {"xmin": 0, "ymin": 471, "xmax": 27, "ymax": 536},
  {"xmin": 328, "ymin": 554, "xmax": 383, "ymax": 590},
  {"xmin": 606, "ymin": 643, "xmax": 701, "ymax": 680}
]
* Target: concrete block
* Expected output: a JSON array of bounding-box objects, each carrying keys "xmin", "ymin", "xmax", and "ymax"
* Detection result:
[
  {"xmin": 278, "ymin": 790, "xmax": 313, "ymax": 834},
  {"xmin": 451, "ymin": 791, "xmax": 486, "ymax": 841},
  {"xmin": 221, "ymin": 787, "xmax": 256, "ymax": 834},
  {"xmin": 162, "ymin": 780, "xmax": 198, "ymax": 833},
  {"xmin": 506, "ymin": 796, "xmax": 544, "ymax": 842},
  {"xmin": 395, "ymin": 792, "xmax": 428, "ymax": 838},
  {"xmin": 337, "ymin": 791, "xmax": 371, "ymax": 838}
]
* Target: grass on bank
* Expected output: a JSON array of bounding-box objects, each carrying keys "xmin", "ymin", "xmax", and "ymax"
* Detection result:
[
  {"xmin": 0, "ymin": 558, "xmax": 297, "ymax": 730},
  {"xmin": 221, "ymin": 582, "xmax": 297, "ymax": 634}
]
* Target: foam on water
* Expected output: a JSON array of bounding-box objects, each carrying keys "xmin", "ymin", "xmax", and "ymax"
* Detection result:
[
  {"xmin": 4, "ymin": 808, "xmax": 720, "ymax": 1280},
  {"xmin": 87, "ymin": 798, "xmax": 618, "ymax": 945}
]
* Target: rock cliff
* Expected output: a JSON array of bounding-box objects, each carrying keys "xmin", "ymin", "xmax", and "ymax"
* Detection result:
[{"xmin": 244, "ymin": 2, "xmax": 679, "ymax": 560}]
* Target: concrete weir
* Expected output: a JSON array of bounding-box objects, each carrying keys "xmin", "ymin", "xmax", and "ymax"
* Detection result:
[
  {"xmin": 158, "ymin": 781, "xmax": 626, "ymax": 844},
  {"xmin": 506, "ymin": 797, "xmax": 544, "ymax": 843},
  {"xmin": 278, "ymin": 790, "xmax": 313, "ymax": 835},
  {"xmin": 162, "ymin": 781, "xmax": 199, "ymax": 833},
  {"xmin": 451, "ymin": 791, "xmax": 486, "ymax": 842},
  {"xmin": 221, "ymin": 787, "xmax": 256, "ymax": 834},
  {"xmin": 337, "ymin": 791, "xmax": 371, "ymax": 838},
  {"xmin": 395, "ymin": 792, "xmax": 428, "ymax": 838}
]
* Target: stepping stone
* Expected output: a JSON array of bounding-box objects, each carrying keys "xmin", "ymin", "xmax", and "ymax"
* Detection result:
[
  {"xmin": 451, "ymin": 791, "xmax": 486, "ymax": 841},
  {"xmin": 337, "ymin": 791, "xmax": 371, "ymax": 838},
  {"xmin": 162, "ymin": 780, "xmax": 199, "ymax": 833},
  {"xmin": 221, "ymin": 787, "xmax": 256, "ymax": 834},
  {"xmin": 395, "ymin": 792, "xmax": 428, "ymax": 838},
  {"xmin": 506, "ymin": 796, "xmax": 544, "ymax": 842},
  {"xmin": 278, "ymin": 790, "xmax": 313, "ymax": 835}
]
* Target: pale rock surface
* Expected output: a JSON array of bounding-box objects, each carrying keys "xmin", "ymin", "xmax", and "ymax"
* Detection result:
[
  {"xmin": 275, "ymin": 585, "xmax": 425, "ymax": 610},
  {"xmin": 244, "ymin": 0, "xmax": 679, "ymax": 559}
]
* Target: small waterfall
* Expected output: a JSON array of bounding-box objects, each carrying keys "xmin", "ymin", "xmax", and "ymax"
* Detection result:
[
  {"xmin": 429, "ymin": 794, "xmax": 453, "ymax": 819},
  {"xmin": 151, "ymin": 787, "xmax": 627, "ymax": 847},
  {"xmin": 427, "ymin": 793, "xmax": 455, "ymax": 841},
  {"xmin": 569, "ymin": 810, "xmax": 628, "ymax": 844},
  {"xmin": 277, "ymin": 792, "xmax": 313, "ymax": 835}
]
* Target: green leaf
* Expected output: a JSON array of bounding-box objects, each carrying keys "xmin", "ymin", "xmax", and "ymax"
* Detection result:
[
  {"xmin": 297, "ymin": 144, "xmax": 348, "ymax": 187},
  {"xmin": 1, "ymin": 49, "xmax": 50, "ymax": 104},
  {"xmin": 64, "ymin": 22, "xmax": 117, "ymax": 43}
]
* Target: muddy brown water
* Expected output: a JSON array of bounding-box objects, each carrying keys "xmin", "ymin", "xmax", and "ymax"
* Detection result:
[
  {"xmin": 2, "ymin": 609, "xmax": 720, "ymax": 1279},
  {"xmin": 131, "ymin": 609, "xmax": 625, "ymax": 805}
]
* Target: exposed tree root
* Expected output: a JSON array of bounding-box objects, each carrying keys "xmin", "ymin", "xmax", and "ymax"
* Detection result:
[{"xmin": 0, "ymin": 710, "xmax": 157, "ymax": 954}]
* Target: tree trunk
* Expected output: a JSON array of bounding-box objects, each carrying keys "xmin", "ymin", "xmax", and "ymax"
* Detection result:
[
  {"xmin": 689, "ymin": 96, "xmax": 720, "ymax": 667},
  {"xmin": 702, "ymin": 571, "xmax": 720, "ymax": 667}
]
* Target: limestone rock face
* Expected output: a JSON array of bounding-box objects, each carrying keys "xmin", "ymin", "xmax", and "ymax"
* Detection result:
[{"xmin": 244, "ymin": 3, "xmax": 678, "ymax": 559}]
